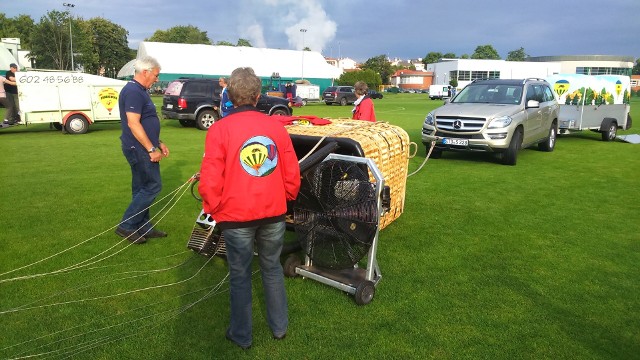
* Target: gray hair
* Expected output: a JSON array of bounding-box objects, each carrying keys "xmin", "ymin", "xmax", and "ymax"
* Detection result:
[{"xmin": 134, "ymin": 56, "xmax": 161, "ymax": 74}]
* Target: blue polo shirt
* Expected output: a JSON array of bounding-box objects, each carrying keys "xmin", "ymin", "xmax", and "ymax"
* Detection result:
[{"xmin": 119, "ymin": 79, "xmax": 160, "ymax": 148}]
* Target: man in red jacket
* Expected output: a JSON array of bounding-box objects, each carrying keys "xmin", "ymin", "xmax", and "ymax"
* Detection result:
[{"xmin": 198, "ymin": 67, "xmax": 301, "ymax": 350}]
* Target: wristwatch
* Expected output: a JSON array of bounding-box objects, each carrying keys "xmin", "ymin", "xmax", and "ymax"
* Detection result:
[{"xmin": 148, "ymin": 146, "xmax": 157, "ymax": 153}]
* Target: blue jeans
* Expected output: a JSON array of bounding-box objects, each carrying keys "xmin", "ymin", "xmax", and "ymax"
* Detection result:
[
  {"xmin": 223, "ymin": 222, "xmax": 288, "ymax": 347},
  {"xmin": 120, "ymin": 145, "xmax": 162, "ymax": 233}
]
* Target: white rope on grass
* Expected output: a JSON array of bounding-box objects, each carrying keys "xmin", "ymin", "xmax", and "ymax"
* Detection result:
[{"xmin": 0, "ymin": 175, "xmax": 197, "ymax": 283}]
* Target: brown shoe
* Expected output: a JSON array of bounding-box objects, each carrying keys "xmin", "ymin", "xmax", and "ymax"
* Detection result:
[
  {"xmin": 143, "ymin": 228, "xmax": 167, "ymax": 238},
  {"xmin": 115, "ymin": 227, "xmax": 147, "ymax": 244}
]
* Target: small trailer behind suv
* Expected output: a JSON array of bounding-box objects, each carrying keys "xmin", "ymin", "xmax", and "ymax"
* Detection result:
[
  {"xmin": 546, "ymin": 74, "xmax": 632, "ymax": 141},
  {"xmin": 9, "ymin": 70, "xmax": 126, "ymax": 134}
]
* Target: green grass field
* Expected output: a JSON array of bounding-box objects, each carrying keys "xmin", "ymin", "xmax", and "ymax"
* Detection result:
[{"xmin": 0, "ymin": 94, "xmax": 639, "ymax": 359}]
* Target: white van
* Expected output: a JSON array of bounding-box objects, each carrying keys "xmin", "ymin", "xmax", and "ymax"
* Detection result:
[{"xmin": 428, "ymin": 84, "xmax": 451, "ymax": 100}]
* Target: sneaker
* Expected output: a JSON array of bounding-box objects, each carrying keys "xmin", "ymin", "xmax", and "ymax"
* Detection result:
[
  {"xmin": 115, "ymin": 227, "xmax": 146, "ymax": 244},
  {"xmin": 273, "ymin": 333, "xmax": 286, "ymax": 340},
  {"xmin": 142, "ymin": 228, "xmax": 167, "ymax": 238}
]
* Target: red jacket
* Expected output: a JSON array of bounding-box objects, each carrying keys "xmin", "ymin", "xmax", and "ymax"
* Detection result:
[
  {"xmin": 199, "ymin": 107, "xmax": 301, "ymax": 228},
  {"xmin": 352, "ymin": 96, "xmax": 376, "ymax": 122}
]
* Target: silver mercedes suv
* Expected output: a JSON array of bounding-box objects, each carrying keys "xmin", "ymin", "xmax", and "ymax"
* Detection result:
[{"xmin": 422, "ymin": 78, "xmax": 559, "ymax": 165}]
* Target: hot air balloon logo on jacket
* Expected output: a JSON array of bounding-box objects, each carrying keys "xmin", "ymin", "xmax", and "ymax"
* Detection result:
[{"xmin": 240, "ymin": 136, "xmax": 278, "ymax": 177}]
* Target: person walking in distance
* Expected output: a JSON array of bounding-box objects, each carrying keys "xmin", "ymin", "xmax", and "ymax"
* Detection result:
[
  {"xmin": 115, "ymin": 56, "xmax": 169, "ymax": 244},
  {"xmin": 198, "ymin": 67, "xmax": 301, "ymax": 350}
]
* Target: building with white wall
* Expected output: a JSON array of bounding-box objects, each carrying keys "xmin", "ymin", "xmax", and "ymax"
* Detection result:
[{"xmin": 426, "ymin": 55, "xmax": 634, "ymax": 90}]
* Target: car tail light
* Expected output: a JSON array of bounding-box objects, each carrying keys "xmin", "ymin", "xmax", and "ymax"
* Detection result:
[{"xmin": 177, "ymin": 97, "xmax": 187, "ymax": 109}]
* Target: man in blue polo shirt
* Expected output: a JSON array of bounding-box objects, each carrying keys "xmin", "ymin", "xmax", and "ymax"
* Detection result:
[{"xmin": 116, "ymin": 56, "xmax": 170, "ymax": 244}]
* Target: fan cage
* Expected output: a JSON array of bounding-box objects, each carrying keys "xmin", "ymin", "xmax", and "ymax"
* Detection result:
[{"xmin": 293, "ymin": 159, "xmax": 379, "ymax": 270}]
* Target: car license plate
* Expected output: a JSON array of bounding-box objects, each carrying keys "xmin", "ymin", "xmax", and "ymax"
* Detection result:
[
  {"xmin": 442, "ymin": 138, "xmax": 468, "ymax": 146},
  {"xmin": 166, "ymin": 104, "xmax": 173, "ymax": 109}
]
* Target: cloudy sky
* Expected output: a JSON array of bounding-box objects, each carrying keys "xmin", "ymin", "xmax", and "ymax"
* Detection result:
[{"xmin": 6, "ymin": 0, "xmax": 640, "ymax": 62}]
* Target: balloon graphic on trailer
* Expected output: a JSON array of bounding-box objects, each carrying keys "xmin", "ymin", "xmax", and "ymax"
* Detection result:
[
  {"xmin": 553, "ymin": 79, "xmax": 570, "ymax": 99},
  {"xmin": 98, "ymin": 87, "xmax": 119, "ymax": 114}
]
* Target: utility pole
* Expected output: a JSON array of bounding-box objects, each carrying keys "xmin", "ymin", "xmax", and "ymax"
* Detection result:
[
  {"xmin": 300, "ymin": 28, "xmax": 307, "ymax": 80},
  {"xmin": 63, "ymin": 3, "xmax": 75, "ymax": 70}
]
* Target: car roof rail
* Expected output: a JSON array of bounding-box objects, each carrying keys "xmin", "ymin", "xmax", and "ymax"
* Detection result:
[{"xmin": 524, "ymin": 78, "xmax": 547, "ymax": 83}]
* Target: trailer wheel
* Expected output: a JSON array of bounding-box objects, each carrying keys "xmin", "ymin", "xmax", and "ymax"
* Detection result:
[
  {"xmin": 538, "ymin": 121, "xmax": 557, "ymax": 152},
  {"xmin": 52, "ymin": 122, "xmax": 63, "ymax": 131},
  {"xmin": 65, "ymin": 115, "xmax": 89, "ymax": 135},
  {"xmin": 502, "ymin": 128, "xmax": 522, "ymax": 165},
  {"xmin": 601, "ymin": 122, "xmax": 617, "ymax": 142},
  {"xmin": 354, "ymin": 281, "xmax": 375, "ymax": 305},
  {"xmin": 196, "ymin": 110, "xmax": 219, "ymax": 131},
  {"xmin": 283, "ymin": 254, "xmax": 301, "ymax": 278}
]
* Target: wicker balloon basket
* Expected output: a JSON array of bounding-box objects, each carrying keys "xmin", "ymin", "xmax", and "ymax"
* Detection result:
[{"xmin": 286, "ymin": 119, "xmax": 410, "ymax": 229}]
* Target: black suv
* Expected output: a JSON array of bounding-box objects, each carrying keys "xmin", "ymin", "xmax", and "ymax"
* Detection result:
[
  {"xmin": 322, "ymin": 86, "xmax": 357, "ymax": 106},
  {"xmin": 161, "ymin": 78, "xmax": 293, "ymax": 130}
]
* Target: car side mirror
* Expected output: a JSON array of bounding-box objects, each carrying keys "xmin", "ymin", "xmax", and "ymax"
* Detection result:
[{"xmin": 526, "ymin": 99, "xmax": 540, "ymax": 109}]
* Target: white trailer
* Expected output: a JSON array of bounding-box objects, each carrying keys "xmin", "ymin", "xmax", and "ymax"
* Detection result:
[
  {"xmin": 546, "ymin": 74, "xmax": 632, "ymax": 141},
  {"xmin": 11, "ymin": 70, "xmax": 127, "ymax": 134},
  {"xmin": 294, "ymin": 81, "xmax": 320, "ymax": 105}
]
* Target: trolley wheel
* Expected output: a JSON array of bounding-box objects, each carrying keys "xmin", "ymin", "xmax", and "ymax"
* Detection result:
[
  {"xmin": 354, "ymin": 280, "xmax": 375, "ymax": 305},
  {"xmin": 283, "ymin": 254, "xmax": 301, "ymax": 278}
]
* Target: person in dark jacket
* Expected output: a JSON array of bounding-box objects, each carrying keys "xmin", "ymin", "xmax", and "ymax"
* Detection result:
[{"xmin": 199, "ymin": 67, "xmax": 301, "ymax": 350}]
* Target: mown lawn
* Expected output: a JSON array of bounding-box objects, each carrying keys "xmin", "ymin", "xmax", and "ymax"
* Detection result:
[{"xmin": 0, "ymin": 94, "xmax": 638, "ymax": 359}]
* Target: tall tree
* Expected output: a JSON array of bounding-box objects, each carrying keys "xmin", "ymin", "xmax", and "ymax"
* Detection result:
[
  {"xmin": 81, "ymin": 17, "xmax": 130, "ymax": 76},
  {"xmin": 507, "ymin": 47, "xmax": 528, "ymax": 61},
  {"xmin": 29, "ymin": 10, "xmax": 71, "ymax": 70},
  {"xmin": 422, "ymin": 52, "xmax": 444, "ymax": 66},
  {"xmin": 471, "ymin": 45, "xmax": 501, "ymax": 60},
  {"xmin": 443, "ymin": 52, "xmax": 456, "ymax": 59},
  {"xmin": 0, "ymin": 14, "xmax": 36, "ymax": 49},
  {"xmin": 146, "ymin": 25, "xmax": 211, "ymax": 44},
  {"xmin": 361, "ymin": 54, "xmax": 393, "ymax": 84}
]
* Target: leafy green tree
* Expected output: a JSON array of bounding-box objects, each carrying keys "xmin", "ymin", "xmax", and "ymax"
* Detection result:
[
  {"xmin": 422, "ymin": 52, "xmax": 443, "ymax": 66},
  {"xmin": 336, "ymin": 69, "xmax": 381, "ymax": 90},
  {"xmin": 146, "ymin": 25, "xmax": 211, "ymax": 44},
  {"xmin": 361, "ymin": 54, "xmax": 392, "ymax": 84},
  {"xmin": 443, "ymin": 52, "xmax": 456, "ymax": 59},
  {"xmin": 632, "ymin": 58, "xmax": 640, "ymax": 75},
  {"xmin": 507, "ymin": 47, "xmax": 528, "ymax": 61},
  {"xmin": 29, "ymin": 10, "xmax": 71, "ymax": 69},
  {"xmin": 449, "ymin": 78, "xmax": 458, "ymax": 88},
  {"xmin": 0, "ymin": 14, "xmax": 36, "ymax": 49},
  {"xmin": 80, "ymin": 18, "xmax": 130, "ymax": 76},
  {"xmin": 460, "ymin": 54, "xmax": 470, "ymax": 59},
  {"xmin": 471, "ymin": 44, "xmax": 501, "ymax": 60},
  {"xmin": 236, "ymin": 38, "xmax": 252, "ymax": 47},
  {"xmin": 216, "ymin": 40, "xmax": 234, "ymax": 46}
]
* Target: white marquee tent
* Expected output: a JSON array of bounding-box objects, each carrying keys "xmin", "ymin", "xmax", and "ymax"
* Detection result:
[{"xmin": 118, "ymin": 42, "xmax": 341, "ymax": 90}]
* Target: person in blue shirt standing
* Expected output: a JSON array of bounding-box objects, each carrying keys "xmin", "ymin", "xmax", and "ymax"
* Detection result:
[
  {"xmin": 116, "ymin": 56, "xmax": 170, "ymax": 244},
  {"xmin": 218, "ymin": 77, "xmax": 233, "ymax": 117}
]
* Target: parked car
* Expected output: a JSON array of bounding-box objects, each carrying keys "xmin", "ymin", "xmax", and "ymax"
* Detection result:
[
  {"xmin": 368, "ymin": 90, "xmax": 384, "ymax": 99},
  {"xmin": 161, "ymin": 78, "xmax": 292, "ymax": 130},
  {"xmin": 322, "ymin": 86, "xmax": 357, "ymax": 105},
  {"xmin": 422, "ymin": 78, "xmax": 559, "ymax": 165}
]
